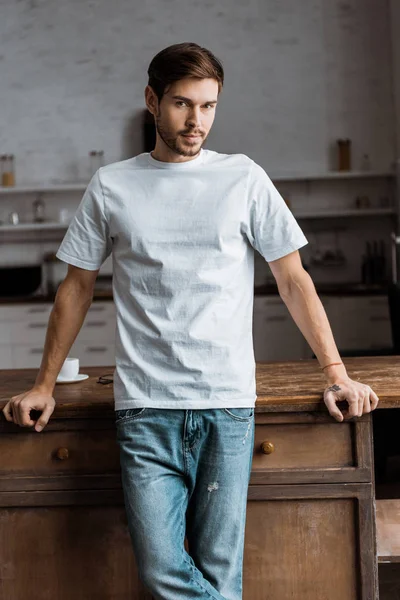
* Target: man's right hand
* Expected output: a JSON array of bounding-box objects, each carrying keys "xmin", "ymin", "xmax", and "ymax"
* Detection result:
[{"xmin": 2, "ymin": 387, "xmax": 55, "ymax": 432}]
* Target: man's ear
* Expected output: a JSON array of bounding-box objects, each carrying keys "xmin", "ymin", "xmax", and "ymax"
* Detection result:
[{"xmin": 145, "ymin": 85, "xmax": 158, "ymax": 117}]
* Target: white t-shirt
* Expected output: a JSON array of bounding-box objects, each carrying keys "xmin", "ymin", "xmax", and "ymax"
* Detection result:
[{"xmin": 56, "ymin": 148, "xmax": 308, "ymax": 410}]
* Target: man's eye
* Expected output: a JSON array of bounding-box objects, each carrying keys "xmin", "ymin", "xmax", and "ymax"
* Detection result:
[{"xmin": 176, "ymin": 101, "xmax": 186, "ymax": 107}]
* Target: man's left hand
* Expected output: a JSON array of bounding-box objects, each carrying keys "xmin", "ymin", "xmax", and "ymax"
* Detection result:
[{"xmin": 323, "ymin": 377, "xmax": 379, "ymax": 422}]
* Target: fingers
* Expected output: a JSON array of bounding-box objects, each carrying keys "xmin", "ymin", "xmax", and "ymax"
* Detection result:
[
  {"xmin": 6, "ymin": 396, "xmax": 33, "ymax": 427},
  {"xmin": 2, "ymin": 400, "xmax": 13, "ymax": 422},
  {"xmin": 2, "ymin": 391, "xmax": 55, "ymax": 431},
  {"xmin": 34, "ymin": 404, "xmax": 55, "ymax": 432},
  {"xmin": 8, "ymin": 397, "xmax": 22, "ymax": 426},
  {"xmin": 357, "ymin": 394, "xmax": 364, "ymax": 418},
  {"xmin": 360, "ymin": 387, "xmax": 379, "ymax": 414},
  {"xmin": 324, "ymin": 384, "xmax": 380, "ymax": 423},
  {"xmin": 324, "ymin": 391, "xmax": 344, "ymax": 422},
  {"xmin": 369, "ymin": 388, "xmax": 380, "ymax": 410},
  {"xmin": 324, "ymin": 390, "xmax": 364, "ymax": 421},
  {"xmin": 361, "ymin": 394, "xmax": 371, "ymax": 417},
  {"xmin": 347, "ymin": 396, "xmax": 360, "ymax": 419},
  {"xmin": 20, "ymin": 402, "xmax": 36, "ymax": 427}
]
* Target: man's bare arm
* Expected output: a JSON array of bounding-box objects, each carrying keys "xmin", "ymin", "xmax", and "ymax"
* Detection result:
[
  {"xmin": 35, "ymin": 264, "xmax": 100, "ymax": 393},
  {"xmin": 268, "ymin": 250, "xmax": 379, "ymax": 421},
  {"xmin": 277, "ymin": 268, "xmax": 345, "ymax": 382},
  {"xmin": 268, "ymin": 250, "xmax": 346, "ymax": 381},
  {"xmin": 2, "ymin": 264, "xmax": 99, "ymax": 431}
]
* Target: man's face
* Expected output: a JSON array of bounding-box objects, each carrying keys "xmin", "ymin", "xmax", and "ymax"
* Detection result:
[{"xmin": 147, "ymin": 78, "xmax": 219, "ymax": 158}]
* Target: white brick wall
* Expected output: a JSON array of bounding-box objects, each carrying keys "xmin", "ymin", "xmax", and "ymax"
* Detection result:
[
  {"xmin": 0, "ymin": 0, "xmax": 397, "ymax": 286},
  {"xmin": 0, "ymin": 0, "xmax": 395, "ymax": 181}
]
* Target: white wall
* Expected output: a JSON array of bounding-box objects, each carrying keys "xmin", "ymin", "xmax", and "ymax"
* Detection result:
[
  {"xmin": 0, "ymin": 0, "xmax": 397, "ymax": 286},
  {"xmin": 0, "ymin": 0, "xmax": 395, "ymax": 183}
]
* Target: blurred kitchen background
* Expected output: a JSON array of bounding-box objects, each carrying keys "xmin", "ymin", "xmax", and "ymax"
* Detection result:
[{"xmin": 1, "ymin": 0, "xmax": 400, "ymax": 369}]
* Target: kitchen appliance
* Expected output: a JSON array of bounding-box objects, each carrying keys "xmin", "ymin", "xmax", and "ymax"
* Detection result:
[
  {"xmin": 42, "ymin": 252, "xmax": 61, "ymax": 296},
  {"xmin": 0, "ymin": 265, "xmax": 42, "ymax": 296},
  {"xmin": 361, "ymin": 240, "xmax": 387, "ymax": 285}
]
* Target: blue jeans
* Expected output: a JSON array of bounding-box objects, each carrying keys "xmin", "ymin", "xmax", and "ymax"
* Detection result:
[{"xmin": 115, "ymin": 407, "xmax": 255, "ymax": 600}]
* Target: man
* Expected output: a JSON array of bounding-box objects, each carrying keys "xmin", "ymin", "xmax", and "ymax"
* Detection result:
[{"xmin": 3, "ymin": 42, "xmax": 379, "ymax": 600}]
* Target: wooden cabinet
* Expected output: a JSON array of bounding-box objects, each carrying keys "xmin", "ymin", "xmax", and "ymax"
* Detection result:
[
  {"xmin": 4, "ymin": 354, "xmax": 396, "ymax": 598},
  {"xmin": 70, "ymin": 301, "xmax": 116, "ymax": 367},
  {"xmin": 0, "ymin": 341, "xmax": 13, "ymax": 369},
  {"xmin": 253, "ymin": 293, "xmax": 392, "ymax": 362},
  {"xmin": 242, "ymin": 411, "xmax": 377, "ymax": 599},
  {"xmin": 252, "ymin": 295, "xmax": 308, "ymax": 360},
  {"xmin": 0, "ymin": 417, "xmax": 151, "ymax": 600},
  {"xmin": 0, "ymin": 506, "xmax": 151, "ymax": 600},
  {"xmin": 244, "ymin": 485, "xmax": 375, "ymax": 599},
  {"xmin": 318, "ymin": 295, "xmax": 392, "ymax": 353},
  {"xmin": 0, "ymin": 301, "xmax": 116, "ymax": 369},
  {"xmin": 0, "ymin": 406, "xmax": 378, "ymax": 599}
]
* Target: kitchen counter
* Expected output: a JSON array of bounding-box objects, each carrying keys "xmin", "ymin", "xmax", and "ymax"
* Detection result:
[
  {"xmin": 0, "ymin": 282, "xmax": 391, "ymax": 304},
  {"xmin": 0, "ymin": 356, "xmax": 399, "ymax": 415},
  {"xmin": 1, "ymin": 356, "xmax": 399, "ymax": 599},
  {"xmin": 0, "ymin": 290, "xmax": 115, "ymax": 304},
  {"xmin": 254, "ymin": 281, "xmax": 390, "ymax": 296}
]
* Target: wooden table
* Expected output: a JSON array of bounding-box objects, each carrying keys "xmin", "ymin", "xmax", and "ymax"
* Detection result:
[{"xmin": 0, "ymin": 356, "xmax": 399, "ymax": 600}]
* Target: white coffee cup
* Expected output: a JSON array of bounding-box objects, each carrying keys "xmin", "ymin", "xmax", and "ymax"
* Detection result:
[{"xmin": 59, "ymin": 357, "xmax": 79, "ymax": 379}]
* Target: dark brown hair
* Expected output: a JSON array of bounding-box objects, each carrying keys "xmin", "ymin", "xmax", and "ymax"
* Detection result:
[{"xmin": 147, "ymin": 42, "xmax": 224, "ymax": 103}]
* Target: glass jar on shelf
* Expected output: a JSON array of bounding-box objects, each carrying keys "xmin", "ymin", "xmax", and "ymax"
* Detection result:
[
  {"xmin": 337, "ymin": 139, "xmax": 351, "ymax": 171},
  {"xmin": 0, "ymin": 155, "xmax": 6, "ymax": 184},
  {"xmin": 32, "ymin": 194, "xmax": 46, "ymax": 223},
  {"xmin": 2, "ymin": 154, "xmax": 15, "ymax": 186}
]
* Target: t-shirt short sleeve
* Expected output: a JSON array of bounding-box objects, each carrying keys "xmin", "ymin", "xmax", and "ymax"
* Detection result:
[
  {"xmin": 56, "ymin": 170, "xmax": 112, "ymax": 271},
  {"xmin": 245, "ymin": 161, "xmax": 308, "ymax": 262}
]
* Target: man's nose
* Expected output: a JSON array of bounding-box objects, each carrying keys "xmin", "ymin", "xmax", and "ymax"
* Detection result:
[{"xmin": 186, "ymin": 108, "xmax": 202, "ymax": 128}]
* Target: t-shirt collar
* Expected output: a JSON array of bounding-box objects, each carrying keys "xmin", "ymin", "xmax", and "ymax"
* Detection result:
[{"xmin": 147, "ymin": 148, "xmax": 204, "ymax": 169}]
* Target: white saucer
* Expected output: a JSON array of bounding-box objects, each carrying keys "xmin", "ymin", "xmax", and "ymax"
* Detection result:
[{"xmin": 56, "ymin": 373, "xmax": 89, "ymax": 384}]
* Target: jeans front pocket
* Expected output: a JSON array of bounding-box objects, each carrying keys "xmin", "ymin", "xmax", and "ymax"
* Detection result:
[
  {"xmin": 115, "ymin": 407, "xmax": 147, "ymax": 425},
  {"xmin": 222, "ymin": 407, "xmax": 254, "ymax": 421}
]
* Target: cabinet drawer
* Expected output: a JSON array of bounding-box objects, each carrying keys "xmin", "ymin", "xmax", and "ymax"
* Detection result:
[
  {"xmin": 12, "ymin": 320, "xmax": 49, "ymax": 344},
  {"xmin": 0, "ymin": 304, "xmax": 53, "ymax": 322},
  {"xmin": 71, "ymin": 342, "xmax": 115, "ymax": 366},
  {"xmin": 13, "ymin": 344, "xmax": 44, "ymax": 368},
  {"xmin": 0, "ymin": 428, "xmax": 120, "ymax": 480},
  {"xmin": 79, "ymin": 318, "xmax": 116, "ymax": 342},
  {"xmin": 0, "ymin": 321, "xmax": 13, "ymax": 344},
  {"xmin": 251, "ymin": 414, "xmax": 372, "ymax": 484},
  {"xmin": 253, "ymin": 295, "xmax": 286, "ymax": 316},
  {"xmin": 87, "ymin": 302, "xmax": 115, "ymax": 318},
  {"xmin": 0, "ymin": 345, "xmax": 13, "ymax": 369}
]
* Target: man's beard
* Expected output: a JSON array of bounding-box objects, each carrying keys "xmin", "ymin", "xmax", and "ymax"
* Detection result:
[{"xmin": 154, "ymin": 115, "xmax": 205, "ymax": 157}]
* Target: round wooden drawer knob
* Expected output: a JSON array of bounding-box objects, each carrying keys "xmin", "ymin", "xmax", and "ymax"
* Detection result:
[
  {"xmin": 261, "ymin": 441, "xmax": 275, "ymax": 454},
  {"xmin": 55, "ymin": 447, "xmax": 69, "ymax": 460}
]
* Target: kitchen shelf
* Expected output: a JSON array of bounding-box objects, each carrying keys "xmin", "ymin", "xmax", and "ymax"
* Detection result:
[
  {"xmin": 0, "ymin": 222, "xmax": 69, "ymax": 231},
  {"xmin": 0, "ymin": 169, "xmax": 394, "ymax": 194},
  {"xmin": 0, "ymin": 184, "xmax": 87, "ymax": 195},
  {"xmin": 0, "ymin": 208, "xmax": 396, "ymax": 231},
  {"xmin": 293, "ymin": 208, "xmax": 396, "ymax": 219},
  {"xmin": 270, "ymin": 170, "xmax": 395, "ymax": 182}
]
